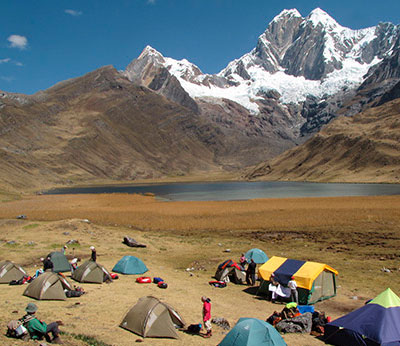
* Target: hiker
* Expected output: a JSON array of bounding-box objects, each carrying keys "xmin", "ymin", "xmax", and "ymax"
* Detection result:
[
  {"xmin": 239, "ymin": 253, "xmax": 247, "ymax": 270},
  {"xmin": 90, "ymin": 246, "xmax": 96, "ymax": 262},
  {"xmin": 61, "ymin": 245, "xmax": 68, "ymax": 255},
  {"xmin": 246, "ymin": 259, "xmax": 256, "ymax": 286},
  {"xmin": 42, "ymin": 256, "xmax": 53, "ymax": 272},
  {"xmin": 70, "ymin": 258, "xmax": 78, "ymax": 274},
  {"xmin": 20, "ymin": 303, "xmax": 63, "ymax": 344},
  {"xmin": 201, "ymin": 296, "xmax": 212, "ymax": 338},
  {"xmin": 288, "ymin": 276, "xmax": 298, "ymax": 304}
]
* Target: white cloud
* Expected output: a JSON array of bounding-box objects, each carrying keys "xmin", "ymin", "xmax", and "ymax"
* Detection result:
[
  {"xmin": 14, "ymin": 61, "xmax": 23, "ymax": 67},
  {"xmin": 7, "ymin": 35, "xmax": 28, "ymax": 49},
  {"xmin": 0, "ymin": 58, "xmax": 11, "ymax": 64},
  {"xmin": 65, "ymin": 9, "xmax": 83, "ymax": 16},
  {"xmin": 147, "ymin": 0, "xmax": 156, "ymax": 4},
  {"xmin": 0, "ymin": 76, "xmax": 14, "ymax": 82}
]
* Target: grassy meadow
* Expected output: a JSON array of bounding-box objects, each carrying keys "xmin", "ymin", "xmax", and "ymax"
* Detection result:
[{"xmin": 0, "ymin": 193, "xmax": 399, "ymax": 346}]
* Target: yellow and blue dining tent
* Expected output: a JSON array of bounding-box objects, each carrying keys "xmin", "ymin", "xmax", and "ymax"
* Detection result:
[{"xmin": 257, "ymin": 256, "xmax": 338, "ymax": 304}]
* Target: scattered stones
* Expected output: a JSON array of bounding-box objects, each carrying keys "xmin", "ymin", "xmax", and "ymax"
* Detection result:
[
  {"xmin": 16, "ymin": 214, "xmax": 27, "ymax": 220},
  {"xmin": 351, "ymin": 296, "xmax": 358, "ymax": 300},
  {"xmin": 82, "ymin": 219, "xmax": 90, "ymax": 223},
  {"xmin": 7, "ymin": 240, "xmax": 16, "ymax": 245},
  {"xmin": 66, "ymin": 239, "xmax": 79, "ymax": 245},
  {"xmin": 63, "ymin": 232, "xmax": 70, "ymax": 236},
  {"xmin": 212, "ymin": 317, "xmax": 230, "ymax": 330},
  {"xmin": 382, "ymin": 267, "xmax": 391, "ymax": 273},
  {"xmin": 223, "ymin": 249, "xmax": 231, "ymax": 253},
  {"xmin": 27, "ymin": 241, "xmax": 35, "ymax": 246}
]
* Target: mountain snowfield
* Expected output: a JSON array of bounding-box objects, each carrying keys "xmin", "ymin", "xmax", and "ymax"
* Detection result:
[{"xmin": 125, "ymin": 8, "xmax": 396, "ymax": 114}]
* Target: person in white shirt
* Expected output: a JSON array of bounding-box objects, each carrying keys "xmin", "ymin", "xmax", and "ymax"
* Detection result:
[{"xmin": 288, "ymin": 276, "xmax": 298, "ymax": 304}]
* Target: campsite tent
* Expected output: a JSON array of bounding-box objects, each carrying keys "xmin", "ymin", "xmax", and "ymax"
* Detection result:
[
  {"xmin": 324, "ymin": 288, "xmax": 400, "ymax": 346},
  {"xmin": 257, "ymin": 256, "xmax": 338, "ymax": 305},
  {"xmin": 215, "ymin": 260, "xmax": 246, "ymax": 284},
  {"xmin": 23, "ymin": 272, "xmax": 72, "ymax": 300},
  {"xmin": 0, "ymin": 261, "xmax": 27, "ymax": 284},
  {"xmin": 112, "ymin": 256, "xmax": 148, "ymax": 275},
  {"xmin": 47, "ymin": 251, "xmax": 71, "ymax": 273},
  {"xmin": 219, "ymin": 318, "xmax": 287, "ymax": 346},
  {"xmin": 72, "ymin": 260, "xmax": 112, "ymax": 284},
  {"xmin": 120, "ymin": 296, "xmax": 185, "ymax": 339},
  {"xmin": 245, "ymin": 249, "xmax": 269, "ymax": 264}
]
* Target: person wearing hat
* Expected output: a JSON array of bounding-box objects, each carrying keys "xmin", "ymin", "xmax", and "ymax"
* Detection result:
[
  {"xmin": 90, "ymin": 246, "xmax": 96, "ymax": 262},
  {"xmin": 42, "ymin": 256, "xmax": 54, "ymax": 272},
  {"xmin": 21, "ymin": 303, "xmax": 63, "ymax": 344},
  {"xmin": 61, "ymin": 245, "xmax": 68, "ymax": 255},
  {"xmin": 288, "ymin": 276, "xmax": 298, "ymax": 304},
  {"xmin": 70, "ymin": 257, "xmax": 79, "ymax": 274},
  {"xmin": 201, "ymin": 296, "xmax": 212, "ymax": 338}
]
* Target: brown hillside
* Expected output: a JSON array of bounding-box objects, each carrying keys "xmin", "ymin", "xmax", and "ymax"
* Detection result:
[
  {"xmin": 245, "ymin": 98, "xmax": 400, "ymax": 182},
  {"xmin": 0, "ymin": 66, "xmax": 232, "ymax": 192}
]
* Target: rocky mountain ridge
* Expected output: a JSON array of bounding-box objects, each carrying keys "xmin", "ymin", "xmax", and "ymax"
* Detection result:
[{"xmin": 124, "ymin": 8, "xmax": 400, "ymax": 137}]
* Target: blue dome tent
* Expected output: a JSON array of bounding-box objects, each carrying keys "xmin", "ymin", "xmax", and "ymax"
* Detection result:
[
  {"xmin": 245, "ymin": 248, "xmax": 268, "ymax": 264},
  {"xmin": 218, "ymin": 318, "xmax": 286, "ymax": 346},
  {"xmin": 112, "ymin": 256, "xmax": 148, "ymax": 275}
]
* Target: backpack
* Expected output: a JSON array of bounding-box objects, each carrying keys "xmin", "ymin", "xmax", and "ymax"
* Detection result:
[
  {"xmin": 187, "ymin": 323, "xmax": 202, "ymax": 334},
  {"xmin": 6, "ymin": 320, "xmax": 28, "ymax": 339}
]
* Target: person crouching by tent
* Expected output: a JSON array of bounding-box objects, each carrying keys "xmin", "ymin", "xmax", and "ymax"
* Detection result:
[
  {"xmin": 20, "ymin": 303, "xmax": 63, "ymax": 344},
  {"xmin": 70, "ymin": 258, "xmax": 79, "ymax": 274},
  {"xmin": 42, "ymin": 256, "xmax": 53, "ymax": 272},
  {"xmin": 201, "ymin": 296, "xmax": 212, "ymax": 338}
]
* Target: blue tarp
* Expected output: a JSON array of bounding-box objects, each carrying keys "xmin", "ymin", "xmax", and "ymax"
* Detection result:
[{"xmin": 273, "ymin": 259, "xmax": 305, "ymax": 285}]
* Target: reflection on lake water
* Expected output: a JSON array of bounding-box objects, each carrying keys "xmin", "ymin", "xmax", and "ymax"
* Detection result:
[{"xmin": 44, "ymin": 181, "xmax": 400, "ymax": 202}]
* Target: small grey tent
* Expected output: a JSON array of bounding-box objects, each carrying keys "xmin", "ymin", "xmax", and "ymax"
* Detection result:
[
  {"xmin": 72, "ymin": 260, "xmax": 112, "ymax": 284},
  {"xmin": 47, "ymin": 251, "xmax": 71, "ymax": 273},
  {"xmin": 120, "ymin": 296, "xmax": 185, "ymax": 339},
  {"xmin": 23, "ymin": 272, "xmax": 72, "ymax": 300},
  {"xmin": 0, "ymin": 261, "xmax": 27, "ymax": 284},
  {"xmin": 215, "ymin": 260, "xmax": 246, "ymax": 284}
]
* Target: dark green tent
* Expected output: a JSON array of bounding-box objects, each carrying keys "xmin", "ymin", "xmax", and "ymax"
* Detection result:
[{"xmin": 47, "ymin": 251, "xmax": 71, "ymax": 273}]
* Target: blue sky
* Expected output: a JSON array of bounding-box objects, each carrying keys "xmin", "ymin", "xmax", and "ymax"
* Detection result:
[{"xmin": 1, "ymin": 0, "xmax": 400, "ymax": 94}]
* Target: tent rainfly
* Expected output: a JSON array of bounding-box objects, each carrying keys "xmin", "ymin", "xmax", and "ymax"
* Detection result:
[
  {"xmin": 245, "ymin": 248, "xmax": 269, "ymax": 264},
  {"xmin": 112, "ymin": 256, "xmax": 148, "ymax": 275},
  {"xmin": 72, "ymin": 260, "xmax": 112, "ymax": 284},
  {"xmin": 218, "ymin": 318, "xmax": 287, "ymax": 346},
  {"xmin": 120, "ymin": 296, "xmax": 185, "ymax": 339},
  {"xmin": 0, "ymin": 261, "xmax": 27, "ymax": 284},
  {"xmin": 47, "ymin": 251, "xmax": 71, "ymax": 273},
  {"xmin": 324, "ymin": 288, "xmax": 400, "ymax": 346},
  {"xmin": 257, "ymin": 256, "xmax": 338, "ymax": 305},
  {"xmin": 214, "ymin": 260, "xmax": 246, "ymax": 284},
  {"xmin": 23, "ymin": 272, "xmax": 72, "ymax": 300}
]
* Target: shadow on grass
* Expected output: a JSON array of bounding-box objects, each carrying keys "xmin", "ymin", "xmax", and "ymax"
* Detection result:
[
  {"xmin": 242, "ymin": 286, "xmax": 259, "ymax": 296},
  {"xmin": 61, "ymin": 331, "xmax": 112, "ymax": 346}
]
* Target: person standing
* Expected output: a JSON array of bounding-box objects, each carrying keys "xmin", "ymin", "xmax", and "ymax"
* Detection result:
[
  {"xmin": 20, "ymin": 303, "xmax": 63, "ymax": 344},
  {"xmin": 61, "ymin": 245, "xmax": 67, "ymax": 255},
  {"xmin": 201, "ymin": 296, "xmax": 212, "ymax": 338},
  {"xmin": 288, "ymin": 276, "xmax": 298, "ymax": 304},
  {"xmin": 239, "ymin": 253, "xmax": 247, "ymax": 270},
  {"xmin": 246, "ymin": 259, "xmax": 257, "ymax": 286},
  {"xmin": 90, "ymin": 246, "xmax": 96, "ymax": 262}
]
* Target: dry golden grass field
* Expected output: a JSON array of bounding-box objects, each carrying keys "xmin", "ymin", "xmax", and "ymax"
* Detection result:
[{"xmin": 0, "ymin": 193, "xmax": 400, "ymax": 346}]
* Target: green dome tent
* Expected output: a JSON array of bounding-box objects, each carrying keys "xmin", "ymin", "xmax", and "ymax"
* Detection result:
[
  {"xmin": 218, "ymin": 318, "xmax": 286, "ymax": 346},
  {"xmin": 112, "ymin": 256, "xmax": 148, "ymax": 275},
  {"xmin": 23, "ymin": 272, "xmax": 72, "ymax": 300},
  {"xmin": 72, "ymin": 260, "xmax": 112, "ymax": 284},
  {"xmin": 47, "ymin": 251, "xmax": 71, "ymax": 273},
  {"xmin": 245, "ymin": 249, "xmax": 269, "ymax": 264},
  {"xmin": 0, "ymin": 261, "xmax": 27, "ymax": 284},
  {"xmin": 120, "ymin": 296, "xmax": 185, "ymax": 339}
]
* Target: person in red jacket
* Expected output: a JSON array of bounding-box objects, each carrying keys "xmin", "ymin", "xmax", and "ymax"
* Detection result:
[{"xmin": 201, "ymin": 296, "xmax": 212, "ymax": 338}]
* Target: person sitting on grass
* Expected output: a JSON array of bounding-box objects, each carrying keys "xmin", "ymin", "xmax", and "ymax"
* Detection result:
[{"xmin": 20, "ymin": 303, "xmax": 63, "ymax": 344}]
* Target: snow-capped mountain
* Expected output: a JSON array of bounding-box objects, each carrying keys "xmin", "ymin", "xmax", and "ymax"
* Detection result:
[{"xmin": 124, "ymin": 8, "xmax": 400, "ymax": 137}]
